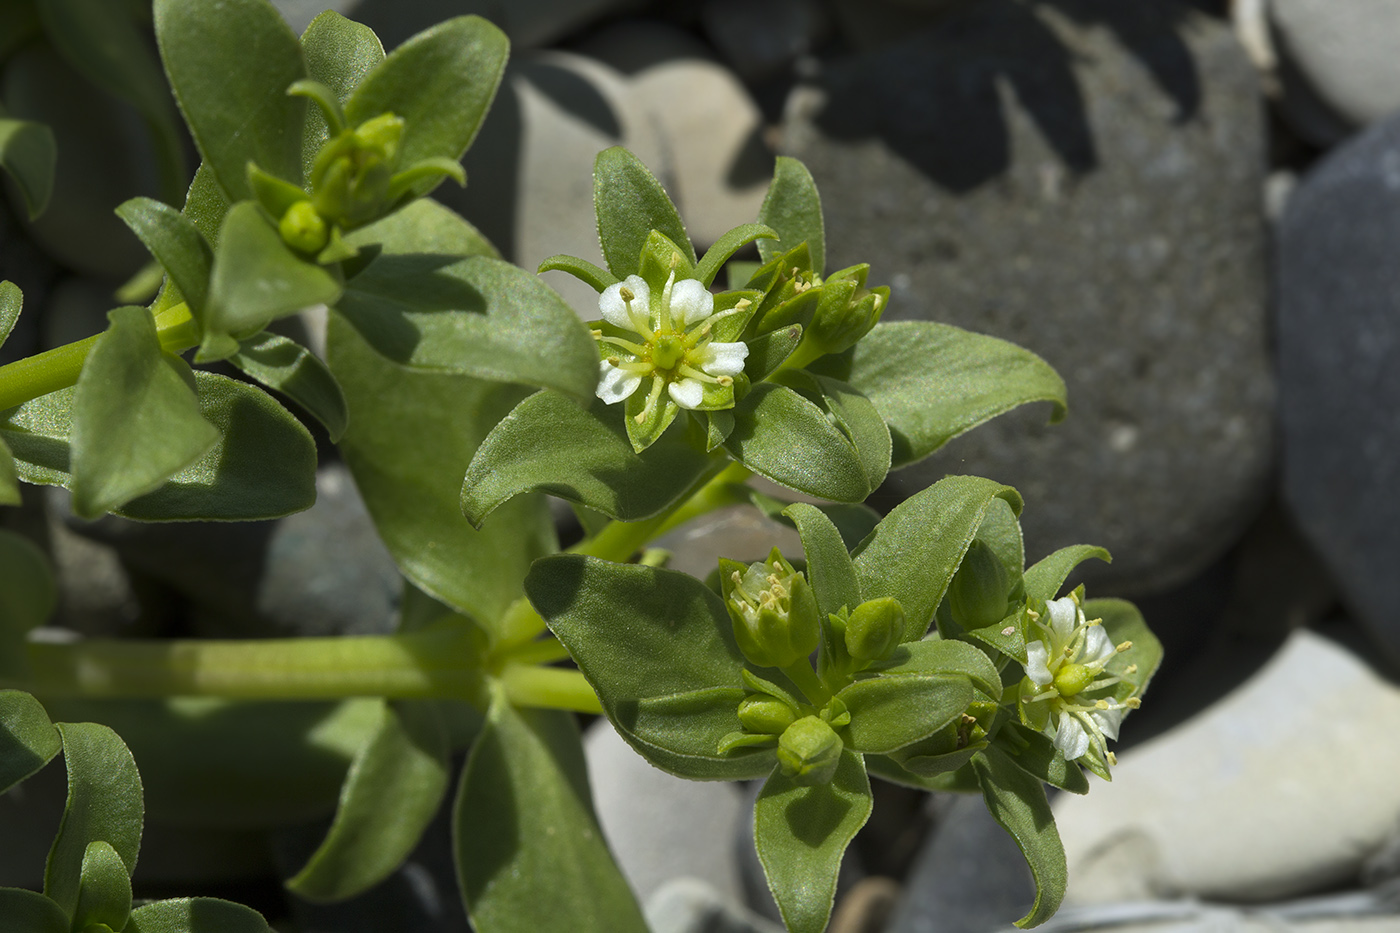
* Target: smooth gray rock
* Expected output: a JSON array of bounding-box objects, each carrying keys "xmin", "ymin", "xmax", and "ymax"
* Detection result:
[
  {"xmin": 646, "ymin": 877, "xmax": 786, "ymax": 933},
  {"xmin": 1277, "ymin": 111, "xmax": 1400, "ymax": 665},
  {"xmin": 780, "ymin": 0, "xmax": 1274, "ymax": 598}
]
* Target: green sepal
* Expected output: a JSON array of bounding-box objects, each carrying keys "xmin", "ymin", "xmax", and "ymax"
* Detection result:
[
  {"xmin": 287, "ymin": 78, "xmax": 346, "ymax": 135},
  {"xmin": 594, "ymin": 146, "xmax": 694, "ymax": 279},
  {"xmin": 69, "ymin": 307, "xmax": 219, "ymax": 519},
  {"xmin": 115, "ymin": 197, "xmax": 215, "ymax": 317},
  {"xmin": 705, "ymin": 409, "xmax": 734, "ymax": 451},
  {"xmin": 73, "ymin": 840, "xmax": 133, "ymax": 933},
  {"xmin": 455, "ymin": 694, "xmax": 648, "ymax": 933},
  {"xmin": 386, "ymin": 157, "xmax": 466, "ymax": 203},
  {"xmin": 0, "ymin": 887, "xmax": 69, "ymax": 933},
  {"xmin": 1024, "ymin": 545, "xmax": 1112, "ymax": 603},
  {"xmin": 0, "ymin": 689, "xmax": 61, "ymax": 793},
  {"xmin": 537, "ymin": 254, "xmax": 619, "ymax": 293},
  {"xmin": 154, "ymin": 0, "xmax": 307, "ymax": 201},
  {"xmin": 44, "ymin": 722, "xmax": 143, "ymax": 921},
  {"xmin": 461, "ymin": 391, "xmax": 711, "ymax": 525},
  {"xmin": 624, "ymin": 376, "xmax": 680, "ymax": 453},
  {"xmin": 754, "ymin": 751, "xmax": 870, "ymax": 933},
  {"xmin": 758, "ymin": 156, "xmax": 824, "ymax": 277},
  {"xmin": 125, "ymin": 897, "xmax": 274, "ymax": 932},
  {"xmin": 743, "ymin": 325, "xmax": 803, "ymax": 382},
  {"xmin": 809, "ymin": 321, "xmax": 1068, "ymax": 469},
  {"xmin": 852, "ymin": 475, "xmax": 1023, "ymax": 642},
  {"xmin": 230, "ymin": 331, "xmax": 349, "ymax": 442},
  {"xmin": 0, "ymin": 115, "xmax": 56, "ymax": 219},
  {"xmin": 972, "ymin": 746, "xmax": 1067, "ymax": 928},
  {"xmin": 865, "ymin": 752, "xmax": 981, "ymax": 792},
  {"xmin": 995, "ymin": 722, "xmax": 1089, "ymax": 795},
  {"xmin": 246, "ymin": 162, "xmax": 312, "ymax": 225},
  {"xmin": 835, "ymin": 674, "xmax": 972, "ymax": 754},
  {"xmin": 1084, "ymin": 597, "xmax": 1161, "ymax": 709},
  {"xmin": 718, "ymin": 731, "xmax": 779, "ymax": 754},
  {"xmin": 316, "ymin": 225, "xmax": 358, "ymax": 264},
  {"xmin": 695, "ymin": 223, "xmax": 777, "ymax": 288},
  {"xmin": 286, "ymin": 700, "xmax": 449, "ymax": 902},
  {"xmin": 527, "ymin": 556, "xmax": 774, "ymax": 780},
  {"xmin": 741, "ymin": 669, "xmax": 804, "ymax": 712}
]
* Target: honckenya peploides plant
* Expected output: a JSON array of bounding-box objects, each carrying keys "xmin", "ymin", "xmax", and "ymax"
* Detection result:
[{"xmin": 0, "ymin": 2, "xmax": 1161, "ymax": 932}]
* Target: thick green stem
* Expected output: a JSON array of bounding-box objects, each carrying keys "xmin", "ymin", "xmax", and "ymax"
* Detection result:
[
  {"xmin": 22, "ymin": 624, "xmax": 486, "ymax": 704},
  {"xmin": 781, "ymin": 660, "xmax": 832, "ymax": 708},
  {"xmin": 497, "ymin": 665, "xmax": 602, "ymax": 714},
  {"xmin": 0, "ymin": 303, "xmax": 198, "ymax": 411}
]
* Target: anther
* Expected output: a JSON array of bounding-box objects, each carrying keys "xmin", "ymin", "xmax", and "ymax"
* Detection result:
[
  {"xmin": 619, "ymin": 286, "xmax": 635, "ymax": 302},
  {"xmin": 1125, "ymin": 697, "xmax": 1141, "ymax": 709},
  {"xmin": 1116, "ymin": 641, "xmax": 1133, "ymax": 653}
]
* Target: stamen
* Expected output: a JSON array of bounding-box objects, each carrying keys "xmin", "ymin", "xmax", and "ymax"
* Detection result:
[
  {"xmin": 659, "ymin": 271, "xmax": 676, "ymax": 333},
  {"xmin": 590, "ymin": 329, "xmax": 603, "ymax": 338},
  {"xmin": 1107, "ymin": 751, "xmax": 1118, "ymax": 766},
  {"xmin": 597, "ymin": 335, "xmax": 651, "ymax": 356},
  {"xmin": 677, "ymin": 363, "xmax": 722, "ymax": 384},
  {"xmin": 1116, "ymin": 641, "xmax": 1133, "ymax": 653},
  {"xmin": 1125, "ymin": 664, "xmax": 1138, "ymax": 675},
  {"xmin": 634, "ymin": 376, "xmax": 665, "ymax": 424},
  {"xmin": 1125, "ymin": 697, "xmax": 1141, "ymax": 709}
]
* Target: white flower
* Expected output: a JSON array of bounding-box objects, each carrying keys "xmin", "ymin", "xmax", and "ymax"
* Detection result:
[
  {"xmin": 592, "ymin": 271, "xmax": 749, "ymax": 423},
  {"xmin": 1019, "ymin": 593, "xmax": 1140, "ymax": 765}
]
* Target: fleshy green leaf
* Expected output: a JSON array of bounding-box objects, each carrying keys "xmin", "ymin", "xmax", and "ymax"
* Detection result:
[
  {"xmin": 230, "ymin": 332, "xmax": 348, "ymax": 441},
  {"xmin": 785, "ymin": 503, "xmax": 860, "ymax": 620},
  {"xmin": 972, "ymin": 746, "xmax": 1066, "ymax": 928},
  {"xmin": 809, "ymin": 321, "xmax": 1067, "ymax": 468},
  {"xmin": 757, "ymin": 157, "xmax": 824, "ymax": 277},
  {"xmin": 69, "ymin": 307, "xmax": 219, "ymax": 519},
  {"xmin": 852, "ymin": 476, "xmax": 1023, "ymax": 642},
  {"xmin": 37, "ymin": 0, "xmax": 185, "ymax": 202},
  {"xmin": 1024, "ymin": 545, "xmax": 1112, "ymax": 603},
  {"xmin": 744, "ymin": 324, "xmax": 803, "ymax": 382},
  {"xmin": 154, "ymin": 0, "xmax": 306, "ymax": 200},
  {"xmin": 73, "ymin": 840, "xmax": 133, "ymax": 933},
  {"xmin": 202, "ymin": 202, "xmax": 342, "ymax": 360},
  {"xmin": 44, "ymin": 722, "xmax": 143, "ymax": 920},
  {"xmin": 527, "ymin": 555, "xmax": 772, "ymax": 780},
  {"xmin": 749, "ymin": 490, "xmax": 881, "ymax": 551},
  {"xmin": 1085, "ymin": 598, "xmax": 1161, "ymax": 707},
  {"xmin": 0, "ymin": 280, "xmax": 20, "ymax": 348},
  {"xmin": 327, "ymin": 310, "xmax": 555, "ymax": 631},
  {"xmin": 126, "ymin": 897, "xmax": 274, "ymax": 933},
  {"xmin": 0, "ymin": 116, "xmax": 55, "ymax": 219},
  {"xmin": 537, "ymin": 254, "xmax": 618, "ymax": 293},
  {"xmin": 335, "ymin": 209, "xmax": 596, "ymax": 400},
  {"xmin": 299, "ymin": 11, "xmax": 384, "ymax": 183},
  {"xmin": 695, "ymin": 223, "xmax": 777, "ymax": 288},
  {"xmin": 865, "ymin": 752, "xmax": 981, "ymax": 792},
  {"xmin": 462, "ymin": 392, "xmax": 713, "ymax": 526},
  {"xmin": 723, "ymin": 383, "xmax": 875, "ymax": 502},
  {"xmin": 0, "ymin": 887, "xmax": 69, "ymax": 933},
  {"xmin": 754, "ymin": 751, "xmax": 871, "ymax": 933},
  {"xmin": 455, "ymin": 695, "xmax": 647, "ymax": 933},
  {"xmin": 594, "ymin": 147, "xmax": 693, "ymax": 278},
  {"xmin": 0, "ymin": 689, "xmax": 61, "ymax": 793},
  {"xmin": 116, "ymin": 197, "xmax": 214, "ymax": 315},
  {"xmin": 996, "ymin": 722, "xmax": 1089, "ymax": 795},
  {"xmin": 0, "ymin": 435, "xmax": 19, "ymax": 506},
  {"xmin": 344, "ymin": 16, "xmax": 507, "ymax": 196},
  {"xmin": 837, "ymin": 675, "xmax": 972, "ymax": 754},
  {"xmin": 870, "ymin": 638, "xmax": 1003, "ymax": 701},
  {"xmin": 287, "ymin": 700, "xmax": 449, "ymax": 901},
  {"xmin": 3, "ymin": 372, "xmax": 318, "ymax": 521},
  {"xmin": 181, "ymin": 163, "xmax": 233, "ymax": 246}
]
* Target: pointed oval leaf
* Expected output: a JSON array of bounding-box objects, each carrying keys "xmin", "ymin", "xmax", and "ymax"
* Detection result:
[
  {"xmin": 836, "ymin": 674, "xmax": 972, "ymax": 754},
  {"xmin": 327, "ymin": 312, "xmax": 554, "ymax": 630},
  {"xmin": 972, "ymin": 746, "xmax": 1067, "ymax": 929},
  {"xmin": 116, "ymin": 197, "xmax": 214, "ymax": 315},
  {"xmin": 755, "ymin": 751, "xmax": 871, "ymax": 933},
  {"xmin": 758, "ymin": 156, "xmax": 825, "ymax": 276},
  {"xmin": 810, "ymin": 321, "xmax": 1068, "ymax": 468},
  {"xmin": 344, "ymin": 16, "xmax": 507, "ymax": 189},
  {"xmin": 455, "ymin": 697, "xmax": 648, "ymax": 933},
  {"xmin": 181, "ymin": 163, "xmax": 232, "ymax": 246},
  {"xmin": 1024, "ymin": 545, "xmax": 1112, "ymax": 603},
  {"xmin": 462, "ymin": 392, "xmax": 712, "ymax": 525},
  {"xmin": 287, "ymin": 700, "xmax": 449, "ymax": 901},
  {"xmin": 527, "ymin": 555, "xmax": 772, "ymax": 780},
  {"xmin": 594, "ymin": 147, "xmax": 693, "ymax": 278},
  {"xmin": 0, "ymin": 689, "xmax": 61, "ymax": 793},
  {"xmin": 299, "ymin": 11, "xmax": 384, "ymax": 181},
  {"xmin": 155, "ymin": 0, "xmax": 305, "ymax": 199},
  {"xmin": 0, "ymin": 280, "xmax": 20, "ymax": 349},
  {"xmin": 0, "ymin": 117, "xmax": 56, "ymax": 219},
  {"xmin": 126, "ymin": 897, "xmax": 274, "ymax": 933},
  {"xmin": 784, "ymin": 503, "xmax": 860, "ymax": 620},
  {"xmin": 538, "ymin": 254, "xmax": 619, "ymax": 292},
  {"xmin": 869, "ymin": 638, "xmax": 1002, "ymax": 701},
  {"xmin": 73, "ymin": 839, "xmax": 133, "ymax": 933},
  {"xmin": 231, "ymin": 331, "xmax": 348, "ymax": 441},
  {"xmin": 723, "ymin": 383, "xmax": 872, "ymax": 502},
  {"xmin": 853, "ymin": 475, "xmax": 1023, "ymax": 643},
  {"xmin": 695, "ymin": 223, "xmax": 777, "ymax": 288},
  {"xmin": 0, "ymin": 887, "xmax": 69, "ymax": 933},
  {"xmin": 44, "ymin": 722, "xmax": 143, "ymax": 919},
  {"xmin": 995, "ymin": 722, "xmax": 1089, "ymax": 795},
  {"xmin": 70, "ymin": 307, "xmax": 219, "ymax": 519}
]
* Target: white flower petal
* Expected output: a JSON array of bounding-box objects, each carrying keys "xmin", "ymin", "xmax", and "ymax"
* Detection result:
[
  {"xmin": 670, "ymin": 278, "xmax": 714, "ymax": 326},
  {"xmin": 596, "ymin": 360, "xmax": 642, "ymax": 404},
  {"xmin": 1025, "ymin": 640, "xmax": 1053, "ymax": 686},
  {"xmin": 1091, "ymin": 705, "xmax": 1123, "ymax": 741},
  {"xmin": 667, "ymin": 378, "xmax": 705, "ymax": 409},
  {"xmin": 1046, "ymin": 597, "xmax": 1079, "ymax": 645},
  {"xmin": 1055, "ymin": 714, "xmax": 1090, "ymax": 760},
  {"xmin": 599, "ymin": 275, "xmax": 650, "ymax": 331},
  {"xmin": 1082, "ymin": 625, "xmax": 1114, "ymax": 665},
  {"xmin": 700, "ymin": 341, "xmax": 748, "ymax": 377}
]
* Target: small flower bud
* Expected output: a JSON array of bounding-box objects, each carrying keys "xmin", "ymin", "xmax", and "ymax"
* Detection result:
[
  {"xmin": 948, "ymin": 540, "xmax": 1013, "ymax": 630},
  {"xmin": 777, "ymin": 715, "xmax": 843, "ymax": 785},
  {"xmin": 278, "ymin": 200, "xmax": 328, "ymax": 254},
  {"xmin": 738, "ymin": 695, "xmax": 798, "ymax": 735},
  {"xmin": 352, "ymin": 112, "xmax": 405, "ymax": 163},
  {"xmin": 722, "ymin": 550, "xmax": 820, "ymax": 669},
  {"xmin": 844, "ymin": 596, "xmax": 905, "ymax": 661}
]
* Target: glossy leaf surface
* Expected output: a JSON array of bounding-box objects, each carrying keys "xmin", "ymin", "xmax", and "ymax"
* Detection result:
[
  {"xmin": 1024, "ymin": 545, "xmax": 1112, "ymax": 603},
  {"xmin": 73, "ymin": 839, "xmax": 133, "ymax": 933},
  {"xmin": 757, "ymin": 156, "xmax": 824, "ymax": 276},
  {"xmin": 455, "ymin": 696, "xmax": 647, "ymax": 933},
  {"xmin": 0, "ymin": 689, "xmax": 61, "ymax": 793},
  {"xmin": 126, "ymin": 897, "xmax": 274, "ymax": 932},
  {"xmin": 0, "ymin": 279, "xmax": 19, "ymax": 348},
  {"xmin": 594, "ymin": 147, "xmax": 693, "ymax": 278},
  {"xmin": 231, "ymin": 332, "xmax": 348, "ymax": 442},
  {"xmin": 117, "ymin": 197, "xmax": 213, "ymax": 315},
  {"xmin": 837, "ymin": 675, "xmax": 972, "ymax": 754},
  {"xmin": 299, "ymin": 11, "xmax": 384, "ymax": 182}
]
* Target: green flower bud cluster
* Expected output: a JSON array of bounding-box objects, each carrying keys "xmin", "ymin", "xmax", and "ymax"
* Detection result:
[
  {"xmin": 720, "ymin": 549, "xmax": 820, "ymax": 669},
  {"xmin": 309, "ymin": 112, "xmax": 405, "ymax": 230},
  {"xmin": 777, "ymin": 713, "xmax": 844, "ymax": 785},
  {"xmin": 947, "ymin": 539, "xmax": 1017, "ymax": 630}
]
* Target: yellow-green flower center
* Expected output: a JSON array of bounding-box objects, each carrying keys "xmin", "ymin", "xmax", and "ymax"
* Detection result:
[
  {"xmin": 1053, "ymin": 662, "xmax": 1094, "ymax": 697},
  {"xmin": 651, "ymin": 334, "xmax": 684, "ymax": 370}
]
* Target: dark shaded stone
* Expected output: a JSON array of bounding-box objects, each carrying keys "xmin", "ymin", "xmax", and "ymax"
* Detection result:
[
  {"xmin": 1277, "ymin": 110, "xmax": 1400, "ymax": 665},
  {"xmin": 781, "ymin": 0, "xmax": 1274, "ymax": 597}
]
